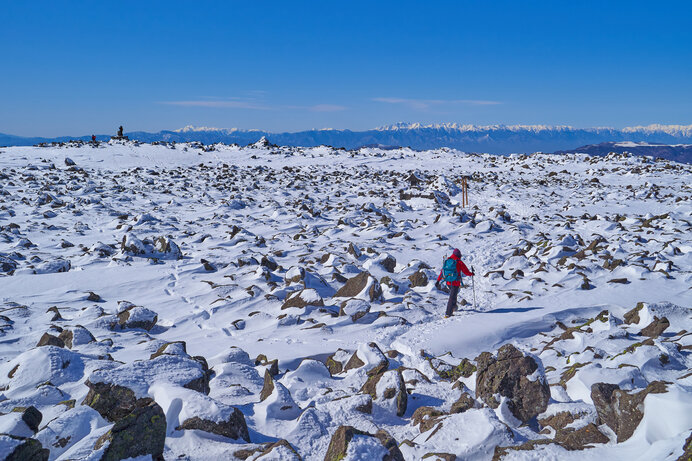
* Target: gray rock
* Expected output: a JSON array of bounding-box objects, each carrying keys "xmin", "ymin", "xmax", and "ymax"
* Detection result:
[
  {"xmin": 591, "ymin": 381, "xmax": 668, "ymax": 442},
  {"xmin": 639, "ymin": 316, "xmax": 670, "ymax": 338},
  {"xmin": 176, "ymin": 407, "xmax": 250, "ymax": 442},
  {"xmin": 94, "ymin": 399, "xmax": 166, "ymax": 461},
  {"xmin": 3, "ymin": 437, "xmax": 49, "ymax": 461},
  {"xmin": 36, "ymin": 333, "xmax": 64, "ymax": 348},
  {"xmin": 324, "ymin": 426, "xmax": 404, "ymax": 461},
  {"xmin": 475, "ymin": 344, "xmax": 550, "ymax": 423},
  {"xmin": 333, "ymin": 271, "xmax": 382, "ymax": 301}
]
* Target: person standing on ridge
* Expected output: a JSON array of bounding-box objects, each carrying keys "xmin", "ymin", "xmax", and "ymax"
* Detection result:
[
  {"xmin": 91, "ymin": 135, "xmax": 96, "ymax": 142},
  {"xmin": 435, "ymin": 248, "xmax": 474, "ymax": 318}
]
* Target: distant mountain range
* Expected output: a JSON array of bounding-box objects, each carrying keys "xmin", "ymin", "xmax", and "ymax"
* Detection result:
[{"xmin": 2, "ymin": 123, "xmax": 692, "ymax": 161}]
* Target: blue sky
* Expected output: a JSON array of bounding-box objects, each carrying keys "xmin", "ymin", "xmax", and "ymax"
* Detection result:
[{"xmin": 1, "ymin": 1, "xmax": 691, "ymax": 136}]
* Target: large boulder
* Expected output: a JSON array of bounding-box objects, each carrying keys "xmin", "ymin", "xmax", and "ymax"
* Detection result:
[
  {"xmin": 475, "ymin": 344, "xmax": 550, "ymax": 423},
  {"xmin": 324, "ymin": 426, "xmax": 404, "ymax": 461},
  {"xmin": 334, "ymin": 271, "xmax": 383, "ymax": 302},
  {"xmin": 94, "ymin": 400, "xmax": 166, "ymax": 461},
  {"xmin": 591, "ymin": 381, "xmax": 668, "ymax": 442}
]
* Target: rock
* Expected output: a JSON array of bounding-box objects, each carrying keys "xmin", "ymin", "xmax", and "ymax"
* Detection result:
[
  {"xmin": 260, "ymin": 370, "xmax": 275, "ymax": 401},
  {"xmin": 553, "ymin": 423, "xmax": 609, "ymax": 450},
  {"xmin": 450, "ymin": 392, "xmax": 476, "ymax": 414},
  {"xmin": 18, "ymin": 406, "xmax": 42, "ymax": 433},
  {"xmin": 343, "ymin": 342, "xmax": 389, "ymax": 375},
  {"xmin": 281, "ymin": 289, "xmax": 324, "ymax": 310},
  {"xmin": 36, "ymin": 333, "xmax": 64, "ymax": 348},
  {"xmin": 64, "ymin": 157, "xmax": 75, "ymax": 166},
  {"xmin": 408, "ymin": 270, "xmax": 428, "ymax": 288},
  {"xmin": 591, "ymin": 381, "xmax": 668, "ymax": 442},
  {"xmin": 624, "ymin": 302, "xmax": 645, "ymax": 324},
  {"xmin": 347, "ymin": 242, "xmax": 361, "ymax": 258},
  {"xmin": 2, "ymin": 437, "xmax": 49, "ymax": 461},
  {"xmin": 58, "ymin": 325, "xmax": 96, "ymax": 349},
  {"xmin": 94, "ymin": 400, "xmax": 166, "ymax": 461},
  {"xmin": 150, "ymin": 341, "xmax": 187, "ymax": 359},
  {"xmin": 324, "ymin": 426, "xmax": 404, "ymax": 461},
  {"xmin": 0, "ymin": 255, "xmax": 18, "ymax": 273},
  {"xmin": 676, "ymin": 432, "xmax": 692, "ymax": 461},
  {"xmin": 639, "ymin": 316, "xmax": 670, "ymax": 338},
  {"xmin": 82, "ymin": 381, "xmax": 140, "ymax": 422},
  {"xmin": 153, "ymin": 236, "xmax": 182, "ymax": 259},
  {"xmin": 260, "ymin": 255, "xmax": 278, "ymax": 271},
  {"xmin": 116, "ymin": 305, "xmax": 157, "ymax": 331},
  {"xmin": 86, "ymin": 291, "xmax": 102, "ymax": 302},
  {"xmin": 475, "ymin": 344, "xmax": 550, "ymax": 423},
  {"xmin": 360, "ymin": 369, "xmax": 407, "ymax": 417},
  {"xmin": 285, "ymin": 266, "xmax": 306, "ymax": 284},
  {"xmin": 379, "ymin": 254, "xmax": 397, "ymax": 273},
  {"xmin": 339, "ymin": 298, "xmax": 370, "ymax": 321},
  {"xmin": 429, "ymin": 357, "xmax": 476, "ymax": 381},
  {"xmin": 325, "ymin": 349, "xmax": 350, "ymax": 375},
  {"xmin": 201, "ymin": 259, "xmax": 216, "ymax": 271},
  {"xmin": 176, "ymin": 407, "xmax": 250, "ymax": 442},
  {"xmin": 333, "ymin": 271, "xmax": 382, "ymax": 301},
  {"xmin": 253, "ymin": 439, "xmax": 301, "ymax": 460},
  {"xmin": 412, "ymin": 406, "xmax": 446, "ymax": 432},
  {"xmin": 422, "ymin": 454, "xmax": 456, "ymax": 461}
]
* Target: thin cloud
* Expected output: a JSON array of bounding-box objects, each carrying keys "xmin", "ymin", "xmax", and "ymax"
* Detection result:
[{"xmin": 373, "ymin": 97, "xmax": 501, "ymax": 110}]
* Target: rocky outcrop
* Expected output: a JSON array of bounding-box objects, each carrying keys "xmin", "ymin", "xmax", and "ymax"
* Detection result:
[
  {"xmin": 591, "ymin": 381, "xmax": 668, "ymax": 442},
  {"xmin": 324, "ymin": 426, "xmax": 404, "ymax": 461},
  {"xmin": 475, "ymin": 344, "xmax": 550, "ymax": 423}
]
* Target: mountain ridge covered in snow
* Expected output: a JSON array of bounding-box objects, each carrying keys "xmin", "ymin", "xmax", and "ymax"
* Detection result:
[{"xmin": 3, "ymin": 124, "xmax": 692, "ymax": 160}]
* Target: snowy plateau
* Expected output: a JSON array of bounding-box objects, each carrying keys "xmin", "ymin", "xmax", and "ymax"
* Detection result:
[{"xmin": 0, "ymin": 139, "xmax": 690, "ymax": 461}]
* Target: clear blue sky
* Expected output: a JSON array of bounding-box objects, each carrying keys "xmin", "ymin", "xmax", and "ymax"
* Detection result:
[{"xmin": 2, "ymin": 1, "xmax": 691, "ymax": 137}]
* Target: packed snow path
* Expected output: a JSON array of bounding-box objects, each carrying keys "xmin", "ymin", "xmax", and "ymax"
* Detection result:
[{"xmin": 0, "ymin": 140, "xmax": 690, "ymax": 460}]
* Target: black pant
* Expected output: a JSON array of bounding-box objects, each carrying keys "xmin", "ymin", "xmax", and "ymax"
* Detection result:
[{"xmin": 446, "ymin": 284, "xmax": 460, "ymax": 316}]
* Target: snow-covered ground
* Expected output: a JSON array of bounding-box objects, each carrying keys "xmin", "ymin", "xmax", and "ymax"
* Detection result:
[{"xmin": 0, "ymin": 139, "xmax": 690, "ymax": 460}]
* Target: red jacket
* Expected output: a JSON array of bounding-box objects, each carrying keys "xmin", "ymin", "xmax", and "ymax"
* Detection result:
[{"xmin": 437, "ymin": 254, "xmax": 474, "ymax": 287}]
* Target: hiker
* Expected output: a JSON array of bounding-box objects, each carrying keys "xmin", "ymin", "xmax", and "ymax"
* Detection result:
[
  {"xmin": 435, "ymin": 248, "xmax": 474, "ymax": 318},
  {"xmin": 91, "ymin": 134, "xmax": 96, "ymax": 142}
]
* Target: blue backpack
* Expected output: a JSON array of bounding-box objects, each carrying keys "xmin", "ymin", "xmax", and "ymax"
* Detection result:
[{"xmin": 443, "ymin": 257, "xmax": 461, "ymax": 283}]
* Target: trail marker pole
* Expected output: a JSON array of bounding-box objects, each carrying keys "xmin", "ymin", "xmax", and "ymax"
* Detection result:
[{"xmin": 461, "ymin": 176, "xmax": 469, "ymax": 208}]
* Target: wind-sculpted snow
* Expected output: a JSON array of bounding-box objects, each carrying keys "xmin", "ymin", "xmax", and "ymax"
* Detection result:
[{"xmin": 0, "ymin": 140, "xmax": 690, "ymax": 460}]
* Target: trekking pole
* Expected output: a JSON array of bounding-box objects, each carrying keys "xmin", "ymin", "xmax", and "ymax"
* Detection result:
[{"xmin": 472, "ymin": 266, "xmax": 477, "ymax": 310}]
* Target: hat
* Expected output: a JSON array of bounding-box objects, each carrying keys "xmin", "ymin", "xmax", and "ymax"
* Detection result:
[{"xmin": 452, "ymin": 248, "xmax": 461, "ymax": 257}]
